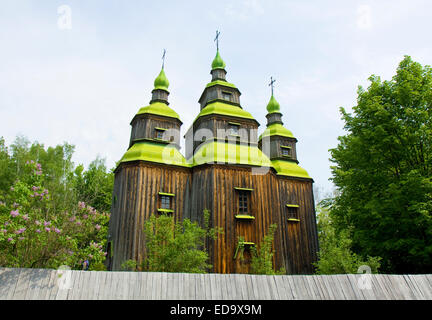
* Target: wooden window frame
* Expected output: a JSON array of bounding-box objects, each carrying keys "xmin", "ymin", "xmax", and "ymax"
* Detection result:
[{"xmin": 286, "ymin": 204, "xmax": 300, "ymax": 222}]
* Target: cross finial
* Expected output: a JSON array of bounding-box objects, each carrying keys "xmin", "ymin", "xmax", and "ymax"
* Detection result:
[
  {"xmin": 269, "ymin": 76, "xmax": 276, "ymax": 96},
  {"xmin": 214, "ymin": 30, "xmax": 220, "ymax": 51},
  {"xmin": 162, "ymin": 49, "xmax": 166, "ymax": 69}
]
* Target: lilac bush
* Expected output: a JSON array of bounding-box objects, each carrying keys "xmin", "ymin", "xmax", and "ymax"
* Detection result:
[{"xmin": 0, "ymin": 161, "xmax": 109, "ymax": 270}]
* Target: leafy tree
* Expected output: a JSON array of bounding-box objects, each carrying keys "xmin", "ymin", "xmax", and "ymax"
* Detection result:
[
  {"xmin": 313, "ymin": 205, "xmax": 381, "ymax": 274},
  {"xmin": 0, "ymin": 161, "xmax": 109, "ymax": 270},
  {"xmin": 329, "ymin": 56, "xmax": 432, "ymax": 273},
  {"xmin": 72, "ymin": 157, "xmax": 114, "ymax": 213},
  {"xmin": 140, "ymin": 209, "xmax": 222, "ymax": 273},
  {"xmin": 247, "ymin": 224, "xmax": 285, "ymax": 275}
]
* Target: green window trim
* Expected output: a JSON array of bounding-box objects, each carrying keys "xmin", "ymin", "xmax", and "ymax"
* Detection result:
[
  {"xmin": 286, "ymin": 204, "xmax": 300, "ymax": 208},
  {"xmin": 235, "ymin": 214, "xmax": 255, "ymax": 220},
  {"xmin": 234, "ymin": 187, "xmax": 253, "ymax": 191},
  {"xmin": 157, "ymin": 208, "xmax": 174, "ymax": 213},
  {"xmin": 158, "ymin": 192, "xmax": 175, "ymax": 197},
  {"xmin": 287, "ymin": 218, "xmax": 300, "ymax": 222},
  {"xmin": 280, "ymin": 145, "xmax": 292, "ymax": 149},
  {"xmin": 155, "ymin": 127, "xmax": 168, "ymax": 131}
]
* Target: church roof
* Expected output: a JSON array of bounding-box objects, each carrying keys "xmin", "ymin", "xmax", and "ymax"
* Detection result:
[
  {"xmin": 120, "ymin": 141, "xmax": 190, "ymax": 167},
  {"xmin": 259, "ymin": 123, "xmax": 295, "ymax": 140},
  {"xmin": 192, "ymin": 141, "xmax": 272, "ymax": 167},
  {"xmin": 266, "ymin": 95, "xmax": 280, "ymax": 113},
  {"xmin": 136, "ymin": 102, "xmax": 180, "ymax": 120},
  {"xmin": 271, "ymin": 159, "xmax": 312, "ymax": 179},
  {"xmin": 211, "ymin": 50, "xmax": 226, "ymax": 70},
  {"xmin": 195, "ymin": 101, "xmax": 255, "ymax": 122},
  {"xmin": 153, "ymin": 68, "xmax": 169, "ymax": 92}
]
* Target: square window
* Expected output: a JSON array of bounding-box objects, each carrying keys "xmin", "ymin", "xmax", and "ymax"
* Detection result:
[
  {"xmin": 160, "ymin": 196, "xmax": 171, "ymax": 209},
  {"xmin": 287, "ymin": 207, "xmax": 298, "ymax": 219},
  {"xmin": 222, "ymin": 91, "xmax": 232, "ymax": 101},
  {"xmin": 229, "ymin": 124, "xmax": 239, "ymax": 136},
  {"xmin": 155, "ymin": 129, "xmax": 164, "ymax": 140},
  {"xmin": 281, "ymin": 147, "xmax": 291, "ymax": 157}
]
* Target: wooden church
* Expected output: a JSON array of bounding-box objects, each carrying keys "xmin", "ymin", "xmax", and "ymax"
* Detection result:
[{"xmin": 106, "ymin": 41, "xmax": 319, "ymax": 274}]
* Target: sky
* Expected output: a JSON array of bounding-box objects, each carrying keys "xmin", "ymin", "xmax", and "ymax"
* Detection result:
[{"xmin": 1, "ymin": 0, "xmax": 432, "ymax": 196}]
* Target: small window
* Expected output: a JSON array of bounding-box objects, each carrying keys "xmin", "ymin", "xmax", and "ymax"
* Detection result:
[
  {"xmin": 229, "ymin": 124, "xmax": 240, "ymax": 136},
  {"xmin": 222, "ymin": 91, "xmax": 232, "ymax": 101},
  {"xmin": 160, "ymin": 196, "xmax": 171, "ymax": 209},
  {"xmin": 281, "ymin": 146, "xmax": 291, "ymax": 157},
  {"xmin": 286, "ymin": 205, "xmax": 299, "ymax": 221},
  {"xmin": 238, "ymin": 191, "xmax": 249, "ymax": 214},
  {"xmin": 155, "ymin": 129, "xmax": 165, "ymax": 140}
]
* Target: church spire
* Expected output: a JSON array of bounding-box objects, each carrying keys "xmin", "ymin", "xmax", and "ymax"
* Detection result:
[
  {"xmin": 210, "ymin": 31, "xmax": 227, "ymax": 81},
  {"xmin": 150, "ymin": 50, "xmax": 170, "ymax": 104}
]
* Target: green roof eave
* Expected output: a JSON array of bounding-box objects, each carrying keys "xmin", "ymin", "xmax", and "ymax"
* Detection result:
[
  {"xmin": 194, "ymin": 101, "xmax": 255, "ymax": 123},
  {"xmin": 271, "ymin": 159, "xmax": 312, "ymax": 179},
  {"xmin": 120, "ymin": 141, "xmax": 191, "ymax": 168},
  {"xmin": 136, "ymin": 102, "xmax": 180, "ymax": 121},
  {"xmin": 191, "ymin": 141, "xmax": 272, "ymax": 167},
  {"xmin": 205, "ymin": 80, "xmax": 237, "ymax": 89},
  {"xmin": 259, "ymin": 123, "xmax": 295, "ymax": 140}
]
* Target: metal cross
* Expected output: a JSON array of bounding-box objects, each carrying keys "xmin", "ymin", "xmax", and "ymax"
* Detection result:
[
  {"xmin": 269, "ymin": 76, "xmax": 276, "ymax": 96},
  {"xmin": 214, "ymin": 30, "xmax": 220, "ymax": 51},
  {"xmin": 162, "ymin": 49, "xmax": 166, "ymax": 69}
]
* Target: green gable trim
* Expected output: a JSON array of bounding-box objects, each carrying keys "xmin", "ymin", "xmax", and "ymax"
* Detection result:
[
  {"xmin": 286, "ymin": 204, "xmax": 300, "ymax": 208},
  {"xmin": 259, "ymin": 123, "xmax": 295, "ymax": 140},
  {"xmin": 234, "ymin": 187, "xmax": 253, "ymax": 191},
  {"xmin": 136, "ymin": 102, "xmax": 180, "ymax": 120},
  {"xmin": 159, "ymin": 192, "xmax": 175, "ymax": 197},
  {"xmin": 272, "ymin": 160, "xmax": 312, "ymax": 179},
  {"xmin": 192, "ymin": 141, "xmax": 272, "ymax": 167},
  {"xmin": 120, "ymin": 141, "xmax": 191, "ymax": 168},
  {"xmin": 195, "ymin": 101, "xmax": 255, "ymax": 123},
  {"xmin": 235, "ymin": 215, "xmax": 255, "ymax": 220},
  {"xmin": 206, "ymin": 80, "xmax": 237, "ymax": 89},
  {"xmin": 157, "ymin": 208, "xmax": 174, "ymax": 213}
]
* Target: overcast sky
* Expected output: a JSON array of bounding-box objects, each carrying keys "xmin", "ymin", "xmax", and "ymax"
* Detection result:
[{"xmin": 1, "ymin": 0, "xmax": 431, "ymax": 195}]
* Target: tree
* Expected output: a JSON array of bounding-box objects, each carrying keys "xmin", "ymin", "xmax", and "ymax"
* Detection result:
[
  {"xmin": 249, "ymin": 224, "xmax": 286, "ymax": 275},
  {"xmin": 313, "ymin": 205, "xmax": 381, "ymax": 274},
  {"xmin": 329, "ymin": 56, "xmax": 432, "ymax": 273},
  {"xmin": 141, "ymin": 209, "xmax": 222, "ymax": 273}
]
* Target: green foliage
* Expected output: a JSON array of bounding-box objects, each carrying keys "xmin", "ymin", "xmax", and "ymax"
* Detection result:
[
  {"xmin": 329, "ymin": 56, "xmax": 432, "ymax": 273},
  {"xmin": 0, "ymin": 161, "xmax": 109, "ymax": 269},
  {"xmin": 249, "ymin": 224, "xmax": 286, "ymax": 275},
  {"xmin": 0, "ymin": 136, "xmax": 113, "ymax": 270},
  {"xmin": 313, "ymin": 205, "xmax": 381, "ymax": 274},
  {"xmin": 121, "ymin": 259, "xmax": 138, "ymax": 271},
  {"xmin": 141, "ymin": 209, "xmax": 222, "ymax": 273}
]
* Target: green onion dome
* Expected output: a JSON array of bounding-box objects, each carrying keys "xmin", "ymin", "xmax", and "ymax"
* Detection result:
[
  {"xmin": 154, "ymin": 68, "xmax": 169, "ymax": 91},
  {"xmin": 266, "ymin": 95, "xmax": 280, "ymax": 113},
  {"xmin": 211, "ymin": 50, "xmax": 226, "ymax": 70}
]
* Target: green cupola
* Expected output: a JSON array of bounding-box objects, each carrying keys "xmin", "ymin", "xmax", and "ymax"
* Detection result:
[
  {"xmin": 266, "ymin": 95, "xmax": 281, "ymax": 113},
  {"xmin": 153, "ymin": 67, "xmax": 170, "ymax": 92},
  {"xmin": 211, "ymin": 50, "xmax": 226, "ymax": 70}
]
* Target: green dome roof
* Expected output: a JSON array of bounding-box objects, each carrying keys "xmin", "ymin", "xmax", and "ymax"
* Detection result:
[
  {"xmin": 259, "ymin": 123, "xmax": 295, "ymax": 140},
  {"xmin": 211, "ymin": 51, "xmax": 226, "ymax": 70},
  {"xmin": 136, "ymin": 102, "xmax": 180, "ymax": 120},
  {"xmin": 266, "ymin": 95, "xmax": 280, "ymax": 113},
  {"xmin": 154, "ymin": 68, "xmax": 169, "ymax": 91}
]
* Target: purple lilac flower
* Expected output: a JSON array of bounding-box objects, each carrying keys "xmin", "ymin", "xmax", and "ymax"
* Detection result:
[
  {"xmin": 78, "ymin": 201, "xmax": 86, "ymax": 209},
  {"xmin": 45, "ymin": 227, "xmax": 50, "ymax": 232},
  {"xmin": 83, "ymin": 214, "xmax": 88, "ymax": 219},
  {"xmin": 35, "ymin": 220, "xmax": 41, "ymax": 225},
  {"xmin": 7, "ymin": 237, "xmax": 13, "ymax": 242},
  {"xmin": 4, "ymin": 221, "xmax": 10, "ymax": 226},
  {"xmin": 69, "ymin": 216, "xmax": 76, "ymax": 222},
  {"xmin": 95, "ymin": 224, "xmax": 101, "ymax": 231},
  {"xmin": 76, "ymin": 221, "xmax": 82, "ymax": 226},
  {"xmin": 43, "ymin": 221, "xmax": 50, "ymax": 226},
  {"xmin": 36, "ymin": 229, "xmax": 41, "ymax": 233},
  {"xmin": 18, "ymin": 237, "xmax": 25, "ymax": 241},
  {"xmin": 10, "ymin": 210, "xmax": 19, "ymax": 217},
  {"xmin": 1, "ymin": 229, "xmax": 6, "ymax": 233},
  {"xmin": 54, "ymin": 228, "xmax": 61, "ymax": 234},
  {"xmin": 22, "ymin": 214, "xmax": 29, "ymax": 221},
  {"xmin": 32, "ymin": 186, "xmax": 39, "ymax": 191}
]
